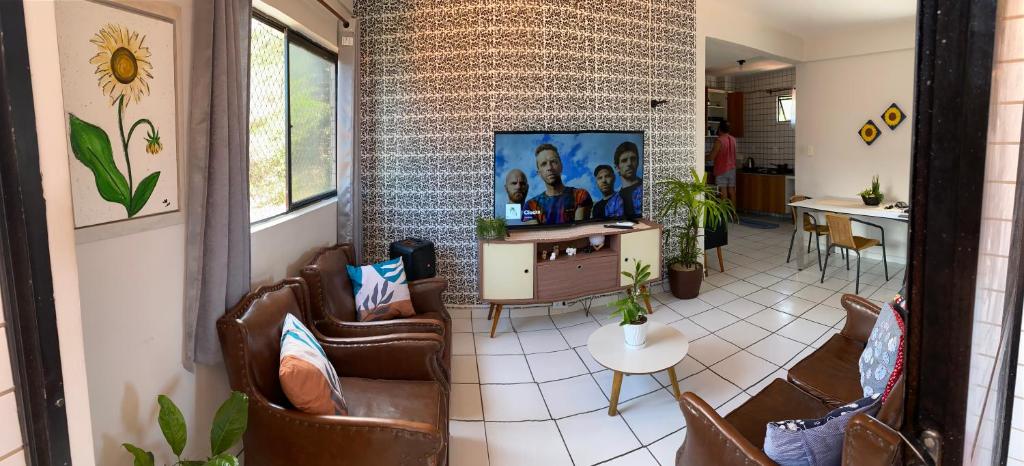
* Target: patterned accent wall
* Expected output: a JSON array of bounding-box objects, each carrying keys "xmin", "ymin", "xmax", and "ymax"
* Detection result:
[{"xmin": 355, "ymin": 0, "xmax": 697, "ymax": 304}]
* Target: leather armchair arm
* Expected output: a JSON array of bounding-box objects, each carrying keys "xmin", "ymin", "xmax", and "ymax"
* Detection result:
[
  {"xmin": 409, "ymin": 277, "xmax": 449, "ymax": 316},
  {"xmin": 314, "ymin": 317, "xmax": 445, "ymax": 339},
  {"xmin": 840, "ymin": 294, "xmax": 881, "ymax": 344},
  {"xmin": 319, "ymin": 333, "xmax": 447, "ymax": 386},
  {"xmin": 676, "ymin": 393, "xmax": 775, "ymax": 466},
  {"xmin": 245, "ymin": 401, "xmax": 443, "ymax": 466},
  {"xmin": 842, "ymin": 413, "xmax": 903, "ymax": 466}
]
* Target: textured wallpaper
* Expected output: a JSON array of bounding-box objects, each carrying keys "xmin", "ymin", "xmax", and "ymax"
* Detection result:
[{"xmin": 355, "ymin": 0, "xmax": 697, "ymax": 304}]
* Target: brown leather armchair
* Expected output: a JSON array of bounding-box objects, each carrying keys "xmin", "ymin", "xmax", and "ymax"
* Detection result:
[
  {"xmin": 218, "ymin": 278, "xmax": 450, "ymax": 466},
  {"xmin": 301, "ymin": 244, "xmax": 452, "ymax": 371},
  {"xmin": 676, "ymin": 295, "xmax": 905, "ymax": 466}
]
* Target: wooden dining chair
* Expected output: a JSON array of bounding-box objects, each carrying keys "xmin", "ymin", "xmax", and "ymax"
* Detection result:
[
  {"xmin": 820, "ymin": 214, "xmax": 890, "ymax": 294},
  {"xmin": 786, "ymin": 195, "xmax": 830, "ymax": 270}
]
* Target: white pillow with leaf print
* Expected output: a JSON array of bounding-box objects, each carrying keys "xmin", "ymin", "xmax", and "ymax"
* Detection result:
[{"xmin": 346, "ymin": 257, "xmax": 416, "ymax": 321}]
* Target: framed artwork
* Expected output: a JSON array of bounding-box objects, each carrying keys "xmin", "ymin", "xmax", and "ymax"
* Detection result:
[
  {"xmin": 881, "ymin": 103, "xmax": 907, "ymax": 129},
  {"xmin": 859, "ymin": 120, "xmax": 881, "ymax": 145},
  {"xmin": 55, "ymin": 0, "xmax": 180, "ymax": 229}
]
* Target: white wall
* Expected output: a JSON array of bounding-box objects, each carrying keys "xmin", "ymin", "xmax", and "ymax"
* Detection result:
[
  {"xmin": 794, "ymin": 48, "xmax": 914, "ymax": 262},
  {"xmin": 251, "ymin": 199, "xmax": 339, "ymax": 286},
  {"xmin": 803, "ymin": 18, "xmax": 917, "ymax": 62},
  {"xmin": 24, "ymin": 1, "xmax": 99, "ymax": 463}
]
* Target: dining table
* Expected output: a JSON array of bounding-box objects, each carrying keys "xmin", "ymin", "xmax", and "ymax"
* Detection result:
[{"xmin": 787, "ymin": 197, "xmax": 909, "ymax": 271}]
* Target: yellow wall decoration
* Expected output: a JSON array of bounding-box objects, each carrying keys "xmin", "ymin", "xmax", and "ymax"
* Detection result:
[
  {"xmin": 882, "ymin": 103, "xmax": 906, "ymax": 129},
  {"xmin": 859, "ymin": 120, "xmax": 881, "ymax": 145}
]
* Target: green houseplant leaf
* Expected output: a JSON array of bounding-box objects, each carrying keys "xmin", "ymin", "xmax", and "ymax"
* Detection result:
[
  {"xmin": 68, "ymin": 114, "xmax": 131, "ymax": 210},
  {"xmin": 156, "ymin": 394, "xmax": 187, "ymax": 457},
  {"xmin": 203, "ymin": 453, "xmax": 241, "ymax": 466},
  {"xmin": 210, "ymin": 391, "xmax": 248, "ymax": 455},
  {"xmin": 121, "ymin": 443, "xmax": 155, "ymax": 466},
  {"xmin": 129, "ymin": 171, "xmax": 161, "ymax": 217}
]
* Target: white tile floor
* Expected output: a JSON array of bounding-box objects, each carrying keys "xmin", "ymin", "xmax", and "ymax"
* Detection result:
[{"xmin": 448, "ymin": 223, "xmax": 905, "ymax": 466}]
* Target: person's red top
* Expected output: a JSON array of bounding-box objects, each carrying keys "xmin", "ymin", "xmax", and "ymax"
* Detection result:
[{"xmin": 713, "ymin": 133, "xmax": 737, "ymax": 175}]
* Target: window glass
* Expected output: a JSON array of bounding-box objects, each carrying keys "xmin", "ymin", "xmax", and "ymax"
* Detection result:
[
  {"xmin": 248, "ymin": 19, "xmax": 287, "ymax": 222},
  {"xmin": 289, "ymin": 40, "xmax": 337, "ymax": 203},
  {"xmin": 777, "ymin": 95, "xmax": 795, "ymax": 123}
]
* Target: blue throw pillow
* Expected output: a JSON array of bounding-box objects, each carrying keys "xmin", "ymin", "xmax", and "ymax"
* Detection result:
[
  {"xmin": 763, "ymin": 394, "xmax": 882, "ymax": 466},
  {"xmin": 859, "ymin": 303, "xmax": 904, "ymax": 398}
]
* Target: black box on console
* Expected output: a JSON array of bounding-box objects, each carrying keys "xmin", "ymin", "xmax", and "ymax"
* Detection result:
[{"xmin": 389, "ymin": 238, "xmax": 437, "ymax": 281}]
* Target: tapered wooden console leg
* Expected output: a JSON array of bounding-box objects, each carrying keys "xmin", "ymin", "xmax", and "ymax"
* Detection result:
[
  {"xmin": 641, "ymin": 285, "xmax": 654, "ymax": 313},
  {"xmin": 717, "ymin": 247, "xmax": 724, "ymax": 272},
  {"xmin": 489, "ymin": 304, "xmax": 503, "ymax": 338},
  {"xmin": 487, "ymin": 303, "xmax": 494, "ymax": 320},
  {"xmin": 608, "ymin": 371, "xmax": 624, "ymax": 415},
  {"xmin": 668, "ymin": 367, "xmax": 681, "ymax": 399}
]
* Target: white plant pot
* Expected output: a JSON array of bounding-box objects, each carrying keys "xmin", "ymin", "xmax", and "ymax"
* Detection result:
[{"xmin": 623, "ymin": 321, "xmax": 648, "ymax": 348}]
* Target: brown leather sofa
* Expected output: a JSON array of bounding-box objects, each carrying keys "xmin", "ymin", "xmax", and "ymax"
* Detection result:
[
  {"xmin": 301, "ymin": 243, "xmax": 452, "ymax": 372},
  {"xmin": 676, "ymin": 294, "xmax": 905, "ymax": 466},
  {"xmin": 218, "ymin": 278, "xmax": 450, "ymax": 466}
]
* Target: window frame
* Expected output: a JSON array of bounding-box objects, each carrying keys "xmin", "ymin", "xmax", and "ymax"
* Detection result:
[
  {"xmin": 250, "ymin": 12, "xmax": 339, "ymax": 224},
  {"xmin": 776, "ymin": 95, "xmax": 794, "ymax": 122}
]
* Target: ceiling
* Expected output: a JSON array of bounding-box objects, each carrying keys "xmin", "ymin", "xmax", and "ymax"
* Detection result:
[
  {"xmin": 705, "ymin": 37, "xmax": 795, "ymax": 77},
  {"xmin": 726, "ymin": 0, "xmax": 917, "ymax": 38}
]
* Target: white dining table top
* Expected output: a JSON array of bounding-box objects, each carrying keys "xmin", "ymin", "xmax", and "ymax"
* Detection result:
[{"xmin": 788, "ymin": 197, "xmax": 909, "ymax": 222}]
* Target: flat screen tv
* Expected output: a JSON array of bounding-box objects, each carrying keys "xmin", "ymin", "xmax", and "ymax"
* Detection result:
[{"xmin": 494, "ymin": 131, "xmax": 645, "ymax": 228}]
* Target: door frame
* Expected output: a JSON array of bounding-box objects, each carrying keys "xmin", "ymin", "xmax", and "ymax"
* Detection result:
[
  {"xmin": 0, "ymin": 2, "xmax": 72, "ymax": 464},
  {"xmin": 905, "ymin": 0, "xmax": 998, "ymax": 463}
]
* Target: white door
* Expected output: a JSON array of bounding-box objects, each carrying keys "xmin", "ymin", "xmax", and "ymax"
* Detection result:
[
  {"xmin": 481, "ymin": 242, "xmax": 535, "ymax": 300},
  {"xmin": 620, "ymin": 229, "xmax": 661, "ymax": 286}
]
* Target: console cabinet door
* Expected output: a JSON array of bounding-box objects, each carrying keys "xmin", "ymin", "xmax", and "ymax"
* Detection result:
[
  {"xmin": 481, "ymin": 242, "xmax": 534, "ymax": 300},
  {"xmin": 620, "ymin": 229, "xmax": 661, "ymax": 285}
]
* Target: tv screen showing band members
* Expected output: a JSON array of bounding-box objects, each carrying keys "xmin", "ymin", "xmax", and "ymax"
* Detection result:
[{"xmin": 494, "ymin": 131, "xmax": 645, "ymax": 228}]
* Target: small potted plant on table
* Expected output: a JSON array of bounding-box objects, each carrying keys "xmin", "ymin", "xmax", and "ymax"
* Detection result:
[
  {"xmin": 658, "ymin": 168, "xmax": 737, "ymax": 299},
  {"xmin": 860, "ymin": 175, "xmax": 885, "ymax": 206},
  {"xmin": 475, "ymin": 217, "xmax": 507, "ymax": 240},
  {"xmin": 612, "ymin": 260, "xmax": 652, "ymax": 348}
]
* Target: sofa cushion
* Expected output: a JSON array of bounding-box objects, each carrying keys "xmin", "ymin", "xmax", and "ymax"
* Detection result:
[
  {"xmin": 788, "ymin": 334, "xmax": 865, "ymax": 408},
  {"xmin": 279, "ymin": 314, "xmax": 348, "ymax": 415},
  {"xmin": 724, "ymin": 379, "xmax": 831, "ymax": 449},
  {"xmin": 859, "ymin": 303, "xmax": 905, "ymax": 400},
  {"xmin": 341, "ymin": 377, "xmax": 443, "ymax": 427},
  {"xmin": 763, "ymin": 394, "xmax": 882, "ymax": 466},
  {"xmin": 347, "ymin": 257, "xmax": 416, "ymax": 321}
]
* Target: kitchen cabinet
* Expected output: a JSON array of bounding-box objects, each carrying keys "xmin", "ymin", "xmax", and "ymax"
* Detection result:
[
  {"xmin": 727, "ymin": 92, "xmax": 744, "ymax": 137},
  {"xmin": 736, "ymin": 173, "xmax": 786, "ymax": 214},
  {"xmin": 705, "ymin": 88, "xmax": 744, "ymax": 138}
]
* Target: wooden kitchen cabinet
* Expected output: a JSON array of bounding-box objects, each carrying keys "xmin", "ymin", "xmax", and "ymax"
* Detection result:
[
  {"xmin": 736, "ymin": 173, "xmax": 786, "ymax": 214},
  {"xmin": 727, "ymin": 92, "xmax": 744, "ymax": 137}
]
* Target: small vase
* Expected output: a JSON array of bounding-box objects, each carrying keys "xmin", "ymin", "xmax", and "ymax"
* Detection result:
[{"xmin": 623, "ymin": 321, "xmax": 648, "ymax": 348}]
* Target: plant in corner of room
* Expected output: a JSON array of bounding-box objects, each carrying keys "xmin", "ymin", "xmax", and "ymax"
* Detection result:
[
  {"xmin": 475, "ymin": 217, "xmax": 507, "ymax": 240},
  {"xmin": 122, "ymin": 391, "xmax": 248, "ymax": 466},
  {"xmin": 611, "ymin": 260, "xmax": 651, "ymax": 347},
  {"xmin": 657, "ymin": 168, "xmax": 737, "ymax": 299},
  {"xmin": 859, "ymin": 175, "xmax": 885, "ymax": 206}
]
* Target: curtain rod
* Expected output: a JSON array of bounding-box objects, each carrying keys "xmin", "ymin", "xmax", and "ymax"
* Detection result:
[{"xmin": 316, "ymin": 0, "xmax": 351, "ymax": 29}]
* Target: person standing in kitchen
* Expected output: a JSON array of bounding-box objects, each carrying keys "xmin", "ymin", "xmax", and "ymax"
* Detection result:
[{"xmin": 708, "ymin": 120, "xmax": 738, "ymax": 216}]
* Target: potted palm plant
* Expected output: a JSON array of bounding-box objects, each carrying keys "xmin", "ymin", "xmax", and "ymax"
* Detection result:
[
  {"xmin": 658, "ymin": 168, "xmax": 737, "ymax": 299},
  {"xmin": 611, "ymin": 260, "xmax": 652, "ymax": 348}
]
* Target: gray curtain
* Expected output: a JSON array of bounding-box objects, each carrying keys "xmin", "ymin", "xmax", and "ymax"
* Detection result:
[
  {"xmin": 337, "ymin": 19, "xmax": 361, "ymax": 260},
  {"xmin": 183, "ymin": 0, "xmax": 252, "ymax": 370}
]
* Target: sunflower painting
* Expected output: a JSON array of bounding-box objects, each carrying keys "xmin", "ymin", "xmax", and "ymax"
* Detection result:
[{"xmin": 55, "ymin": 1, "xmax": 179, "ymax": 229}]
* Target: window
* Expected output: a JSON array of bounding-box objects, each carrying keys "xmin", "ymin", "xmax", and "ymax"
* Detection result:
[
  {"xmin": 777, "ymin": 95, "xmax": 795, "ymax": 123},
  {"xmin": 249, "ymin": 14, "xmax": 337, "ymax": 223}
]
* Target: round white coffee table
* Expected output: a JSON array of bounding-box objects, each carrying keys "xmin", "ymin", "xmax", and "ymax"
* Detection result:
[{"xmin": 587, "ymin": 321, "xmax": 689, "ymax": 415}]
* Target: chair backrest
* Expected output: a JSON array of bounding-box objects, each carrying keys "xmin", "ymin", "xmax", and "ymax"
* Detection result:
[
  {"xmin": 301, "ymin": 244, "xmax": 359, "ymax": 323},
  {"xmin": 790, "ymin": 195, "xmax": 810, "ymax": 226},
  {"xmin": 217, "ymin": 278, "xmax": 311, "ymax": 408},
  {"xmin": 826, "ymin": 214, "xmax": 857, "ymax": 249}
]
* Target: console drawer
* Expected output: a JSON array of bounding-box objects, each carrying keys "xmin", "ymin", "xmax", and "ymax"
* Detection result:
[{"xmin": 535, "ymin": 254, "xmax": 619, "ymax": 301}]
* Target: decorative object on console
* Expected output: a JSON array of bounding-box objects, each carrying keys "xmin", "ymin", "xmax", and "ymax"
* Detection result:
[
  {"xmin": 346, "ymin": 257, "xmax": 416, "ymax": 321},
  {"xmin": 279, "ymin": 314, "xmax": 347, "ymax": 415},
  {"xmin": 589, "ymin": 234, "xmax": 606, "ymax": 250},
  {"xmin": 549, "ymin": 246, "xmax": 559, "ymax": 261},
  {"xmin": 55, "ymin": 0, "xmax": 181, "ymax": 228},
  {"xmin": 658, "ymin": 168, "xmax": 737, "ymax": 299},
  {"xmin": 565, "ymin": 247, "xmax": 577, "ymax": 256},
  {"xmin": 858, "ymin": 120, "xmax": 881, "ymax": 145},
  {"xmin": 763, "ymin": 393, "xmax": 883, "ymax": 466},
  {"xmin": 859, "ymin": 175, "xmax": 885, "ymax": 206},
  {"xmin": 389, "ymin": 237, "xmax": 437, "ymax": 280},
  {"xmin": 881, "ymin": 103, "xmax": 906, "ymax": 129},
  {"xmin": 475, "ymin": 217, "xmax": 507, "ymax": 241},
  {"xmin": 122, "ymin": 391, "xmax": 248, "ymax": 466},
  {"xmin": 612, "ymin": 260, "xmax": 652, "ymax": 348}
]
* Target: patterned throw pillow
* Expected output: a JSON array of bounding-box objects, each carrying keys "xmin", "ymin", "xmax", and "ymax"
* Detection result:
[
  {"xmin": 858, "ymin": 303, "xmax": 905, "ymax": 400},
  {"xmin": 764, "ymin": 394, "xmax": 883, "ymax": 466},
  {"xmin": 279, "ymin": 314, "xmax": 347, "ymax": 415},
  {"xmin": 346, "ymin": 257, "xmax": 416, "ymax": 321}
]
